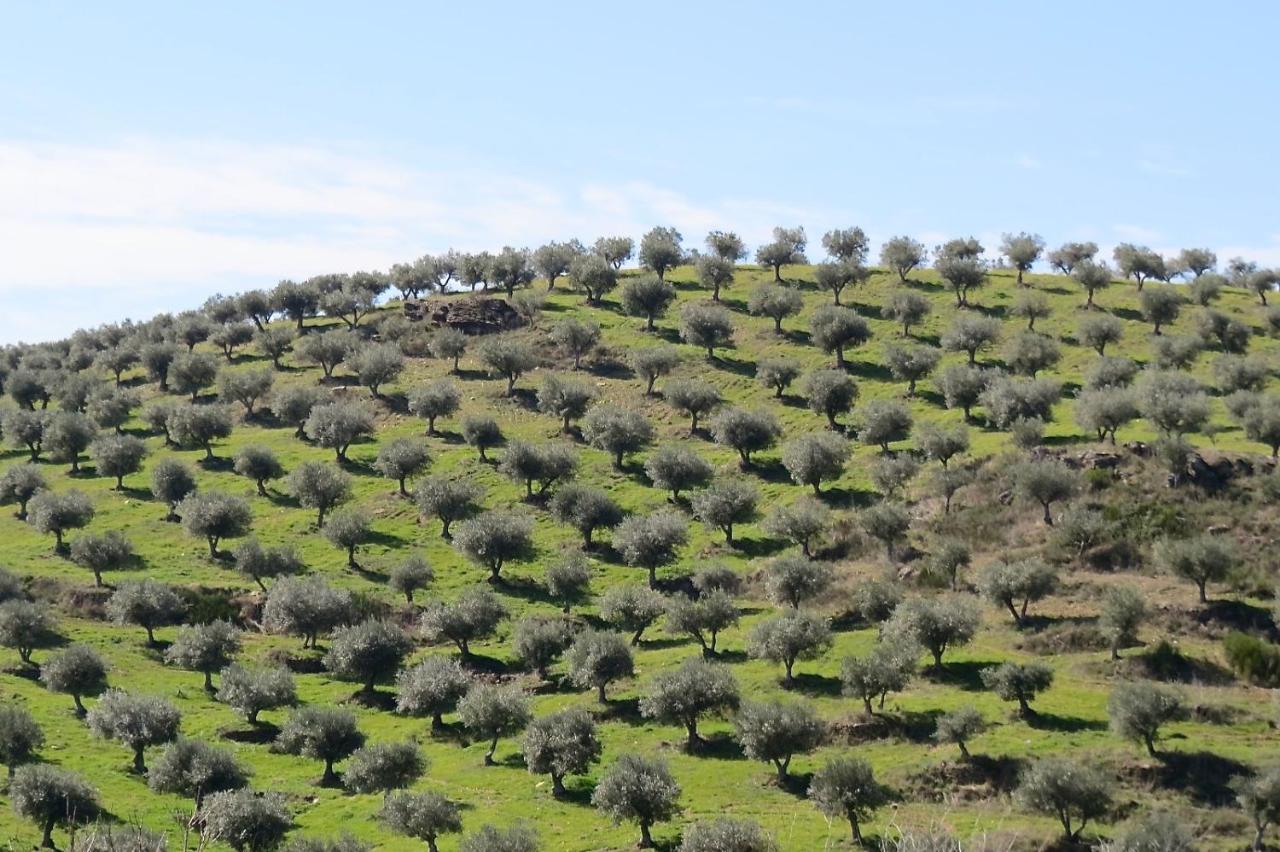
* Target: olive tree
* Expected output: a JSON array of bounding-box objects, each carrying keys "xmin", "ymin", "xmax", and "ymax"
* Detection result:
[
  {"xmin": 941, "ymin": 315, "xmax": 1000, "ymax": 365},
  {"xmin": 639, "ymin": 656, "xmax": 739, "ymax": 750},
  {"xmin": 418, "ymin": 587, "xmax": 506, "ymax": 659},
  {"xmin": 981, "ymin": 662, "xmax": 1053, "ymax": 717},
  {"xmin": 380, "ymin": 790, "xmax": 462, "ymax": 852},
  {"xmin": 453, "ymin": 509, "xmax": 534, "ymax": 582},
  {"xmin": 747, "ymin": 611, "xmax": 832, "ymax": 685},
  {"xmin": 415, "ymin": 475, "xmax": 482, "ymax": 538},
  {"xmin": 179, "ymin": 491, "xmax": 253, "ymax": 557},
  {"xmin": 1233, "ymin": 765, "xmax": 1280, "ymax": 852},
  {"xmin": 165, "ymin": 621, "xmax": 242, "ymax": 692},
  {"xmin": 569, "ymin": 253, "xmax": 618, "ymax": 302},
  {"xmin": 305, "ymin": 401, "xmax": 374, "ymax": 462},
  {"xmin": 621, "ymin": 275, "xmax": 678, "ymax": 330},
  {"xmin": 86, "ymin": 689, "xmax": 181, "ymax": 773},
  {"xmin": 263, "ymin": 577, "xmax": 354, "ymax": 649},
  {"xmin": 880, "ymin": 236, "xmax": 927, "ymax": 281},
  {"xmin": 735, "ymin": 700, "xmax": 824, "ymax": 784},
  {"xmin": 612, "ymin": 510, "xmax": 688, "ymax": 588},
  {"xmin": 664, "ymin": 378, "xmax": 722, "ymax": 434},
  {"xmin": 27, "ymin": 489, "xmax": 94, "ymax": 553},
  {"xmin": 809, "ymin": 756, "xmax": 887, "ymax": 846},
  {"xmin": 691, "ymin": 479, "xmax": 757, "ymax": 544},
  {"xmin": 149, "ymin": 738, "xmax": 248, "ymax": 810},
  {"xmin": 1155, "ymin": 535, "xmax": 1235, "ymax": 603},
  {"xmin": 638, "ymin": 227, "xmax": 684, "ymax": 281},
  {"xmin": 69, "ymin": 530, "xmax": 133, "ymax": 587},
  {"xmin": 389, "ymin": 553, "xmax": 433, "ymax": 604},
  {"xmin": 664, "ymin": 592, "xmax": 740, "ymax": 656},
  {"xmin": 885, "ymin": 596, "xmax": 980, "ymax": 670},
  {"xmin": 41, "ymin": 644, "xmax": 109, "ymax": 716},
  {"xmin": 748, "ymin": 283, "xmax": 803, "ymax": 333},
  {"xmin": 763, "ymin": 498, "xmax": 830, "ymax": 557},
  {"xmin": 1000, "ymin": 232, "xmax": 1044, "ymax": 285},
  {"xmin": 429, "ymin": 327, "xmax": 468, "ymax": 372},
  {"xmin": 373, "ymin": 438, "xmax": 431, "ymax": 497},
  {"xmin": 680, "ymin": 819, "xmax": 776, "ymax": 852},
  {"xmin": 10, "ymin": 765, "xmax": 100, "ymax": 849},
  {"xmin": 287, "ymin": 461, "xmax": 352, "ymax": 527},
  {"xmin": 934, "ymin": 706, "xmax": 986, "ymax": 759},
  {"xmin": 520, "ymin": 707, "xmax": 601, "ymax": 797},
  {"xmin": 218, "ymin": 664, "xmax": 296, "ymax": 725},
  {"xmin": 679, "ymin": 300, "xmax": 738, "ymax": 359},
  {"xmin": 199, "ymin": 788, "xmax": 293, "ymax": 852},
  {"xmin": 549, "ymin": 484, "xmax": 622, "ymax": 548},
  {"xmin": 1108, "ymin": 681, "xmax": 1187, "ymax": 756},
  {"xmin": 756, "ymin": 357, "xmax": 801, "ymax": 398},
  {"xmin": 324, "ymin": 619, "xmax": 413, "ymax": 696},
  {"xmin": 545, "ymin": 553, "xmax": 592, "ymax": 614},
  {"xmin": 711, "ymin": 407, "xmax": 780, "ymax": 467},
  {"xmin": 44, "ymin": 411, "xmax": 96, "ymax": 473},
  {"xmin": 395, "ymin": 656, "xmax": 471, "ymax": 730},
  {"xmin": 458, "ymin": 683, "xmax": 531, "ymax": 765},
  {"xmin": 276, "ymin": 706, "xmax": 364, "ymax": 786},
  {"xmin": 567, "ymin": 629, "xmax": 634, "ymax": 703},
  {"xmin": 592, "ymin": 754, "xmax": 680, "ymax": 849},
  {"xmin": 512, "ymin": 616, "xmax": 574, "ymax": 679},
  {"xmin": 810, "ymin": 305, "xmax": 871, "ymax": 369},
  {"xmin": 477, "ymin": 338, "xmax": 539, "ymax": 396},
  {"xmin": 1047, "ymin": 241, "xmax": 1098, "ymax": 275},
  {"xmin": 644, "ymin": 445, "xmax": 713, "ymax": 501},
  {"xmin": 756, "ymin": 226, "xmax": 808, "ymax": 281},
  {"xmin": 976, "ymin": 559, "xmax": 1058, "ymax": 626},
  {"xmin": 343, "ymin": 741, "xmax": 424, "ymax": 797},
  {"xmin": 106, "ymin": 580, "xmax": 185, "ymax": 645},
  {"xmin": 323, "ymin": 508, "xmax": 371, "ymax": 568},
  {"xmin": 0, "ymin": 705, "xmax": 44, "ymax": 778},
  {"xmin": 0, "ymin": 463, "xmax": 46, "ymax": 519},
  {"xmin": 629, "ymin": 346, "xmax": 681, "ymax": 396},
  {"xmin": 600, "ymin": 584, "xmax": 667, "ymax": 645},
  {"xmin": 1010, "ymin": 460, "xmax": 1079, "ymax": 525},
  {"xmin": 1016, "ymin": 758, "xmax": 1112, "ymax": 843},
  {"xmin": 582, "ymin": 404, "xmax": 653, "ymax": 469},
  {"xmin": 408, "ymin": 379, "xmax": 460, "ymax": 434},
  {"xmin": 537, "ymin": 374, "xmax": 596, "ymax": 432}
]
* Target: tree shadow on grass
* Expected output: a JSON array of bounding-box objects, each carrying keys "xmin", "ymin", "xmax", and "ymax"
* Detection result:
[
  {"xmin": 460, "ymin": 653, "xmax": 512, "ymax": 676},
  {"xmin": 1024, "ymin": 712, "xmax": 1108, "ymax": 733},
  {"xmin": 1150, "ymin": 750, "xmax": 1250, "ymax": 806},
  {"xmin": 928, "ymin": 660, "xmax": 995, "ymax": 691},
  {"xmin": 598, "ymin": 697, "xmax": 643, "ymax": 724},
  {"xmin": 787, "ymin": 672, "xmax": 842, "ymax": 697},
  {"xmin": 816, "ymin": 486, "xmax": 877, "ymax": 510},
  {"xmin": 712, "ymin": 354, "xmax": 755, "ymax": 377},
  {"xmin": 691, "ymin": 733, "xmax": 745, "ymax": 761},
  {"xmin": 728, "ymin": 535, "xmax": 785, "ymax": 560},
  {"xmin": 221, "ymin": 723, "xmax": 280, "ymax": 745},
  {"xmin": 750, "ymin": 458, "xmax": 794, "ymax": 485},
  {"xmin": 495, "ymin": 574, "xmax": 557, "ymax": 608}
]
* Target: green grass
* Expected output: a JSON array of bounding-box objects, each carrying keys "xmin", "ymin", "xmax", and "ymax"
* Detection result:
[{"xmin": 1, "ymin": 262, "xmax": 1278, "ymax": 850}]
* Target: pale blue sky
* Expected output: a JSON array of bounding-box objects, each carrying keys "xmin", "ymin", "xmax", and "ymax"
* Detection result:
[{"xmin": 2, "ymin": 1, "xmax": 1277, "ymax": 343}]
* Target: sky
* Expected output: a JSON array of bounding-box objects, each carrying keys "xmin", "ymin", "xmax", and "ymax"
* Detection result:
[{"xmin": 2, "ymin": 1, "xmax": 1279, "ymax": 344}]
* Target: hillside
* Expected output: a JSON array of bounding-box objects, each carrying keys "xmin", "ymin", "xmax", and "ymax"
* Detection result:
[{"xmin": 1, "ymin": 243, "xmax": 1279, "ymax": 852}]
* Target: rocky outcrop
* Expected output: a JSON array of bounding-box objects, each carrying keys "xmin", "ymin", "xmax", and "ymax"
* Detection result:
[{"xmin": 404, "ymin": 296, "xmax": 523, "ymax": 335}]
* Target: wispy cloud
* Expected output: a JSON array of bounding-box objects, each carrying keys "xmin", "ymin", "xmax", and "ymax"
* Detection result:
[
  {"xmin": 0, "ymin": 139, "xmax": 823, "ymax": 343},
  {"xmin": 1014, "ymin": 154, "xmax": 1041, "ymax": 170}
]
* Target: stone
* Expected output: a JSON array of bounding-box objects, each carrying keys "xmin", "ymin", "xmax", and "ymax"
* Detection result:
[{"xmin": 404, "ymin": 296, "xmax": 523, "ymax": 335}]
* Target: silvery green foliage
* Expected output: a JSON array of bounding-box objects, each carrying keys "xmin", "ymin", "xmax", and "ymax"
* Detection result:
[
  {"xmin": 414, "ymin": 475, "xmax": 483, "ymax": 537},
  {"xmin": 0, "ymin": 462, "xmax": 47, "ymax": 518},
  {"xmin": 679, "ymin": 817, "xmax": 777, "ymax": 852},
  {"xmin": 168, "ymin": 403, "xmax": 233, "ymax": 457},
  {"xmin": 199, "ymin": 789, "xmax": 294, "ymax": 852},
  {"xmin": 763, "ymin": 555, "xmax": 831, "ymax": 609},
  {"xmin": 755, "ymin": 357, "xmax": 801, "ymax": 397},
  {"xmin": 980, "ymin": 662, "xmax": 1054, "ymax": 716},
  {"xmin": 679, "ymin": 303, "xmax": 734, "ymax": 356},
  {"xmin": 933, "ymin": 706, "xmax": 986, "ymax": 758},
  {"xmin": 0, "ymin": 600, "xmax": 53, "ymax": 665},
  {"xmin": 322, "ymin": 508, "xmax": 371, "ymax": 567},
  {"xmin": 349, "ymin": 342, "xmax": 403, "ymax": 397},
  {"xmin": 549, "ymin": 317, "xmax": 601, "ymax": 367},
  {"xmin": 389, "ymin": 553, "xmax": 433, "ymax": 603},
  {"xmin": 164, "ymin": 621, "xmax": 242, "ymax": 691},
  {"xmin": 379, "ymin": 790, "xmax": 462, "ymax": 851},
  {"xmin": 644, "ymin": 446, "xmax": 713, "ymax": 500},
  {"xmin": 747, "ymin": 611, "xmax": 832, "ymax": 684},
  {"xmin": 566, "ymin": 630, "xmax": 634, "ymax": 703},
  {"xmin": 76, "ymin": 824, "xmax": 169, "ymax": 852},
  {"xmin": 733, "ymin": 699, "xmax": 824, "ymax": 782},
  {"xmin": 106, "ymin": 580, "xmax": 185, "ymax": 645},
  {"xmin": 763, "ymin": 498, "xmax": 830, "ymax": 558},
  {"xmin": 150, "ymin": 458, "xmax": 196, "ymax": 520},
  {"xmin": 86, "ymin": 689, "xmax": 181, "ymax": 773},
  {"xmin": 803, "ymin": 369, "xmax": 857, "ymax": 429},
  {"xmin": 262, "ymin": 577, "xmax": 354, "ymax": 648},
  {"xmin": 599, "ymin": 585, "xmax": 666, "ymax": 645},
  {"xmin": 1009, "ymin": 461, "xmax": 1079, "ymax": 525},
  {"xmin": 286, "ymin": 461, "xmax": 352, "ymax": 527},
  {"xmin": 748, "ymin": 283, "xmax": 803, "ymax": 333},
  {"xmin": 880, "ymin": 236, "xmax": 928, "ymax": 282},
  {"xmin": 808, "ymin": 756, "xmax": 887, "ymax": 845},
  {"xmin": 885, "ymin": 596, "xmax": 981, "ymax": 669},
  {"xmin": 545, "ymin": 553, "xmax": 592, "ymax": 613},
  {"xmin": 1107, "ymin": 681, "xmax": 1187, "ymax": 755},
  {"xmin": 233, "ymin": 445, "xmax": 284, "ymax": 495},
  {"xmin": 593, "ymin": 235, "xmax": 634, "ymax": 270},
  {"xmin": 549, "ymin": 484, "xmax": 622, "ymax": 548},
  {"xmin": 408, "ymin": 379, "xmax": 460, "ymax": 433},
  {"xmin": 418, "ymin": 587, "xmax": 506, "ymax": 658},
  {"xmin": 582, "ymin": 405, "xmax": 653, "ymax": 468},
  {"xmin": 611, "ymin": 510, "xmax": 688, "ymax": 588},
  {"xmin": 148, "ymin": 738, "xmax": 248, "ymax": 805},
  {"xmin": 569, "ymin": 253, "xmax": 618, "ymax": 302},
  {"xmin": 26, "ymin": 489, "xmax": 94, "ymax": 551},
  {"xmin": 476, "ymin": 338, "xmax": 538, "ymax": 395},
  {"xmin": 628, "ymin": 346, "xmax": 680, "ymax": 395},
  {"xmin": 323, "ymin": 619, "xmax": 412, "ymax": 694},
  {"xmin": 976, "ymin": 559, "xmax": 1058, "ymax": 625},
  {"xmin": 591, "ymin": 754, "xmax": 680, "ymax": 848},
  {"xmin": 537, "ymin": 375, "xmax": 595, "ymax": 431},
  {"xmin": 459, "ymin": 823, "xmax": 540, "ymax": 852},
  {"xmin": 395, "ymin": 656, "xmax": 471, "ymax": 729},
  {"xmin": 691, "ymin": 479, "xmax": 757, "ymax": 544},
  {"xmin": 809, "ymin": 305, "xmax": 871, "ymax": 368},
  {"xmin": 342, "ymin": 741, "xmax": 424, "ymax": 796},
  {"xmin": 41, "ymin": 644, "xmax": 109, "ymax": 714},
  {"xmin": 520, "ymin": 707, "xmax": 601, "ymax": 796},
  {"xmin": 663, "ymin": 379, "xmax": 721, "ymax": 434},
  {"xmin": 218, "ymin": 664, "xmax": 296, "ymax": 724},
  {"xmin": 710, "ymin": 407, "xmax": 780, "ymax": 467},
  {"xmin": 304, "ymin": 401, "xmax": 375, "ymax": 462},
  {"xmin": 177, "ymin": 491, "xmax": 252, "ymax": 557},
  {"xmin": 619, "ymin": 276, "xmax": 678, "ymax": 331},
  {"xmin": 275, "ymin": 707, "xmax": 364, "ymax": 786},
  {"xmin": 271, "ymin": 385, "xmax": 327, "ymax": 436},
  {"xmin": 453, "ymin": 510, "xmax": 534, "ymax": 581},
  {"xmin": 639, "ymin": 657, "xmax": 739, "ymax": 749},
  {"xmin": 1000, "ymin": 232, "xmax": 1044, "ymax": 284},
  {"xmin": 10, "ymin": 765, "xmax": 100, "ymax": 848},
  {"xmin": 638, "ymin": 227, "xmax": 684, "ymax": 281},
  {"xmin": 1100, "ymin": 811, "xmax": 1196, "ymax": 852},
  {"xmin": 219, "ymin": 367, "xmax": 273, "ymax": 414},
  {"xmin": 0, "ymin": 705, "xmax": 44, "ymax": 774},
  {"xmin": 664, "ymin": 591, "xmax": 739, "ymax": 656},
  {"xmin": 458, "ymin": 684, "xmax": 531, "ymax": 765},
  {"xmin": 232, "ymin": 539, "xmax": 303, "ymax": 591},
  {"xmin": 941, "ymin": 315, "xmax": 1001, "ymax": 365},
  {"xmin": 1015, "ymin": 758, "xmax": 1112, "ymax": 841}
]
